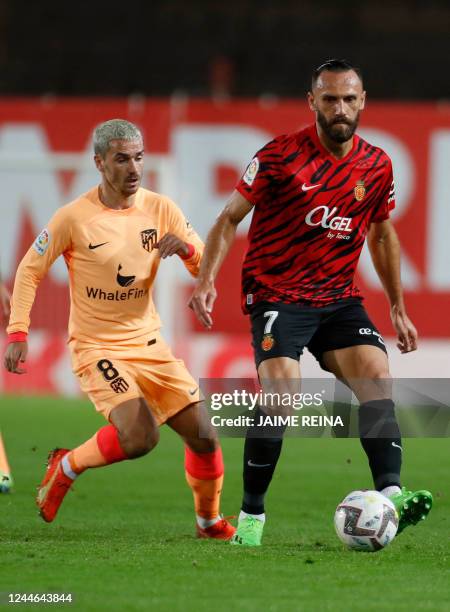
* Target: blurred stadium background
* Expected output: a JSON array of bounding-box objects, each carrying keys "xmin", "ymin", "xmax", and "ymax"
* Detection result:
[{"xmin": 1, "ymin": 0, "xmax": 449, "ymax": 395}]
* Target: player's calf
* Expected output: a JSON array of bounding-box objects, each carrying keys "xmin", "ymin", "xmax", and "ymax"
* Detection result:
[
  {"xmin": 358, "ymin": 399, "xmax": 402, "ymax": 491},
  {"xmin": 184, "ymin": 445, "xmax": 236, "ymax": 540},
  {"xmin": 166, "ymin": 401, "xmax": 235, "ymax": 539}
]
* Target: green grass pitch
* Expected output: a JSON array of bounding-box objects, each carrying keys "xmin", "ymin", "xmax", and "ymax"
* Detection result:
[{"xmin": 0, "ymin": 396, "xmax": 449, "ymax": 611}]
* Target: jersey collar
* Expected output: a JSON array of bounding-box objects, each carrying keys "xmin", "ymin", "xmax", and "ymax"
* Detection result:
[
  {"xmin": 308, "ymin": 124, "xmax": 359, "ymax": 164},
  {"xmin": 89, "ymin": 186, "xmax": 140, "ymax": 213}
]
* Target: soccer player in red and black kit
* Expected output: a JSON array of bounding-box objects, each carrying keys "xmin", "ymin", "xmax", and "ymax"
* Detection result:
[{"xmin": 190, "ymin": 59, "xmax": 432, "ymax": 546}]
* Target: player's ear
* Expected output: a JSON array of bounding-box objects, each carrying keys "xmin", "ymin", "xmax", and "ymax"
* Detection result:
[
  {"xmin": 307, "ymin": 91, "xmax": 316, "ymax": 112},
  {"xmin": 360, "ymin": 91, "xmax": 366, "ymax": 110},
  {"xmin": 94, "ymin": 154, "xmax": 104, "ymax": 173}
]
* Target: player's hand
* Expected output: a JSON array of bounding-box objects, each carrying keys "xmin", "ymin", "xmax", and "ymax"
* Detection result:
[
  {"xmin": 390, "ymin": 304, "xmax": 418, "ymax": 353},
  {"xmin": 4, "ymin": 341, "xmax": 28, "ymax": 374},
  {"xmin": 188, "ymin": 280, "xmax": 217, "ymax": 329},
  {"xmin": 156, "ymin": 233, "xmax": 189, "ymax": 259},
  {"xmin": 0, "ymin": 283, "xmax": 10, "ymax": 321}
]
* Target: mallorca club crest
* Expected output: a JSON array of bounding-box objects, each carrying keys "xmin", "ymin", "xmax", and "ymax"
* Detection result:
[
  {"xmin": 141, "ymin": 229, "xmax": 157, "ymax": 252},
  {"xmin": 261, "ymin": 333, "xmax": 275, "ymax": 351},
  {"xmin": 354, "ymin": 180, "xmax": 366, "ymax": 202}
]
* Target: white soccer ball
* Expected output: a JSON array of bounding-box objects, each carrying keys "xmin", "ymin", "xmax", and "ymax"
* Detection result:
[{"xmin": 334, "ymin": 490, "xmax": 399, "ymax": 552}]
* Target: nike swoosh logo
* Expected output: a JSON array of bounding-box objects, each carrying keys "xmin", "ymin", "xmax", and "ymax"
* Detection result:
[
  {"xmin": 189, "ymin": 388, "xmax": 198, "ymax": 395},
  {"xmin": 247, "ymin": 460, "xmax": 271, "ymax": 468},
  {"xmin": 302, "ymin": 183, "xmax": 322, "ymax": 192},
  {"xmin": 391, "ymin": 442, "xmax": 403, "ymax": 452},
  {"xmin": 89, "ymin": 242, "xmax": 109, "ymax": 250}
]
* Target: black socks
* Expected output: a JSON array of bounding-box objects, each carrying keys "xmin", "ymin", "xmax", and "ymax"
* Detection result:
[
  {"xmin": 241, "ymin": 399, "xmax": 402, "ymax": 515},
  {"xmin": 359, "ymin": 399, "xmax": 402, "ymax": 491},
  {"xmin": 241, "ymin": 407, "xmax": 285, "ymax": 514}
]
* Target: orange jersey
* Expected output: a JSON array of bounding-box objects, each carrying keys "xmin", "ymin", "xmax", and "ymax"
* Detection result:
[{"xmin": 8, "ymin": 187, "xmax": 203, "ymax": 353}]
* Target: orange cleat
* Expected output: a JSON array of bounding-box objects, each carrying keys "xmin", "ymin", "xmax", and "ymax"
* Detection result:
[
  {"xmin": 36, "ymin": 448, "xmax": 73, "ymax": 523},
  {"xmin": 196, "ymin": 517, "xmax": 236, "ymax": 540}
]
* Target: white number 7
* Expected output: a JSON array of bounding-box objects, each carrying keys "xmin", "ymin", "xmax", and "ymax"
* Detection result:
[{"xmin": 263, "ymin": 310, "xmax": 279, "ymax": 334}]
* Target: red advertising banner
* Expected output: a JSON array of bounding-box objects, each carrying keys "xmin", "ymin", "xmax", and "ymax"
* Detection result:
[{"xmin": 1, "ymin": 98, "xmax": 449, "ymax": 394}]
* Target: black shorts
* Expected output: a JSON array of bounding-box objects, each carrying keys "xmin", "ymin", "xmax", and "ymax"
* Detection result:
[{"xmin": 250, "ymin": 298, "xmax": 387, "ymax": 370}]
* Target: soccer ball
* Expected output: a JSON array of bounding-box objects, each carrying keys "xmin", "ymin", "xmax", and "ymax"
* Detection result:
[
  {"xmin": 334, "ymin": 490, "xmax": 399, "ymax": 552},
  {"xmin": 0, "ymin": 472, "xmax": 13, "ymax": 493}
]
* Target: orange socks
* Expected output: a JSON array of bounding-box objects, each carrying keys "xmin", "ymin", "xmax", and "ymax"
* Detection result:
[
  {"xmin": 64, "ymin": 430, "xmax": 224, "ymax": 523},
  {"xmin": 68, "ymin": 425, "xmax": 128, "ymax": 474},
  {"xmin": 185, "ymin": 446, "xmax": 224, "ymax": 520}
]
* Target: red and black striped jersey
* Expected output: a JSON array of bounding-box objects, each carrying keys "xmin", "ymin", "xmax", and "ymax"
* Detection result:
[{"xmin": 236, "ymin": 124, "xmax": 395, "ymax": 313}]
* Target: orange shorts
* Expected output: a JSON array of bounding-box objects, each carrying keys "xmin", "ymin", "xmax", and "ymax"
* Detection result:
[{"xmin": 73, "ymin": 331, "xmax": 201, "ymax": 424}]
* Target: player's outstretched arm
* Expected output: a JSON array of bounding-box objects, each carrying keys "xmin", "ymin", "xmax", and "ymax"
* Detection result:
[
  {"xmin": 367, "ymin": 219, "xmax": 418, "ymax": 353},
  {"xmin": 188, "ymin": 190, "xmax": 253, "ymax": 329},
  {"xmin": 5, "ymin": 208, "xmax": 71, "ymax": 374}
]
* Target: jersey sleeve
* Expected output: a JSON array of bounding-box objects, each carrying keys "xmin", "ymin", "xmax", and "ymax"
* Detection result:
[
  {"xmin": 165, "ymin": 198, "xmax": 204, "ymax": 278},
  {"xmin": 7, "ymin": 207, "xmax": 72, "ymax": 334},
  {"xmin": 235, "ymin": 137, "xmax": 283, "ymax": 207},
  {"xmin": 370, "ymin": 157, "xmax": 396, "ymax": 223}
]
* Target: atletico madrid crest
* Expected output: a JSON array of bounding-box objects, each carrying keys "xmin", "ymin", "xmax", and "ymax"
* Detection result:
[
  {"xmin": 261, "ymin": 334, "xmax": 274, "ymax": 351},
  {"xmin": 141, "ymin": 228, "xmax": 157, "ymax": 252},
  {"xmin": 354, "ymin": 180, "xmax": 366, "ymax": 201}
]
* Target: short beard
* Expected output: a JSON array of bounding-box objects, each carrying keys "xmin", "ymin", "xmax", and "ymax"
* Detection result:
[{"xmin": 317, "ymin": 110, "xmax": 360, "ymax": 143}]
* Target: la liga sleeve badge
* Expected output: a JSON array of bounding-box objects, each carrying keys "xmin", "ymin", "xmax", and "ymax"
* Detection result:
[
  {"xmin": 243, "ymin": 157, "xmax": 260, "ymax": 186},
  {"xmin": 32, "ymin": 228, "xmax": 50, "ymax": 255}
]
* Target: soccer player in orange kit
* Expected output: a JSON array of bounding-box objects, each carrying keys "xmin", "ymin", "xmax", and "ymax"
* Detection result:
[{"xmin": 4, "ymin": 119, "xmax": 235, "ymax": 540}]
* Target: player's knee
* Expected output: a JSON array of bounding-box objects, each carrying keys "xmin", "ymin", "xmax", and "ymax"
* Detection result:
[
  {"xmin": 369, "ymin": 367, "xmax": 391, "ymax": 381},
  {"xmin": 359, "ymin": 356, "xmax": 391, "ymax": 381},
  {"xmin": 185, "ymin": 435, "xmax": 218, "ymax": 454},
  {"xmin": 143, "ymin": 427, "xmax": 160, "ymax": 453},
  {"xmin": 120, "ymin": 426, "xmax": 159, "ymax": 458},
  {"xmin": 359, "ymin": 368, "xmax": 392, "ymax": 402}
]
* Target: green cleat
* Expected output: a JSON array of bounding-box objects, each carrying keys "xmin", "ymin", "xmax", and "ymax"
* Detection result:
[
  {"xmin": 389, "ymin": 487, "xmax": 433, "ymax": 534},
  {"xmin": 0, "ymin": 472, "xmax": 13, "ymax": 493},
  {"xmin": 230, "ymin": 515, "xmax": 265, "ymax": 546}
]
